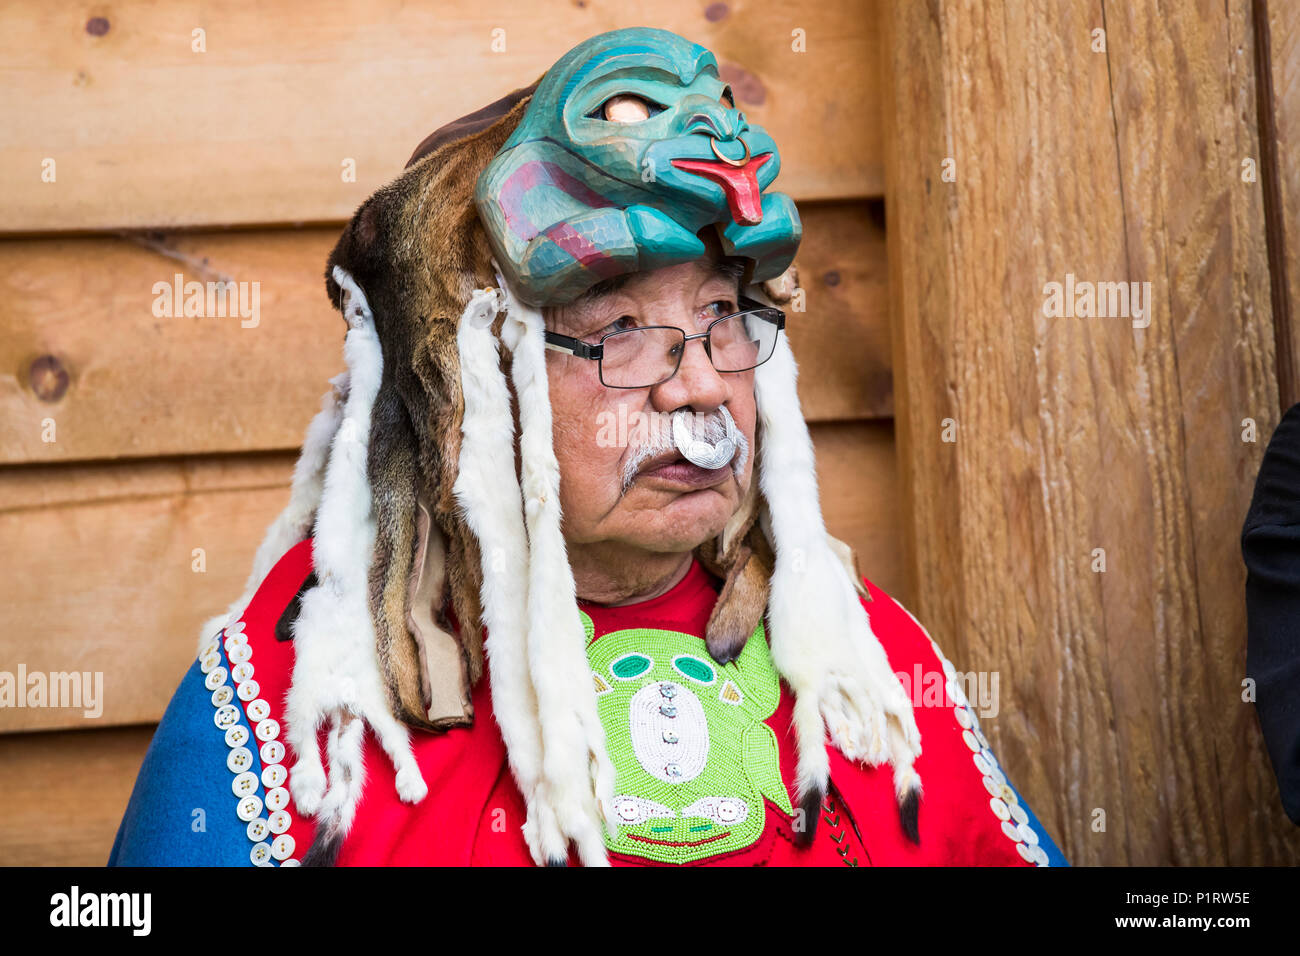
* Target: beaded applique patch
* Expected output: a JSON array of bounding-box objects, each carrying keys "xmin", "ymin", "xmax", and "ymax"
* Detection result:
[{"xmin": 582, "ymin": 612, "xmax": 794, "ymax": 864}]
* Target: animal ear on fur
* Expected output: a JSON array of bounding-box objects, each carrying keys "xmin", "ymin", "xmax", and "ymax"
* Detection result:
[
  {"xmin": 324, "ymin": 200, "xmax": 386, "ymax": 323},
  {"xmin": 405, "ymin": 79, "xmax": 542, "ymax": 169}
]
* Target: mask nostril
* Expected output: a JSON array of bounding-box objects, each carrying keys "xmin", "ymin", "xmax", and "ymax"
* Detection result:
[{"xmin": 686, "ymin": 116, "xmax": 722, "ymax": 138}]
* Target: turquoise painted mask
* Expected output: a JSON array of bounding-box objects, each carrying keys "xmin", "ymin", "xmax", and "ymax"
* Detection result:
[{"xmin": 475, "ymin": 26, "xmax": 802, "ymax": 306}]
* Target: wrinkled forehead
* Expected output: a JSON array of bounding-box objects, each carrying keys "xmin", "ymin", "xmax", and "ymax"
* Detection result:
[{"xmin": 544, "ymin": 254, "xmax": 741, "ymax": 331}]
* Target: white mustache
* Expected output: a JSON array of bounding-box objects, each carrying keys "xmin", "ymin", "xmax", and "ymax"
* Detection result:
[{"xmin": 621, "ymin": 407, "xmax": 749, "ymax": 494}]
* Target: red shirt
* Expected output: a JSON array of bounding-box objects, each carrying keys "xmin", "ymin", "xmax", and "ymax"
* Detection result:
[{"xmin": 238, "ymin": 539, "xmax": 1042, "ymax": 866}]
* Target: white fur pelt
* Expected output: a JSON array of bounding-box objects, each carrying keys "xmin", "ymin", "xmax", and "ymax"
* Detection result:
[
  {"xmin": 497, "ymin": 270, "xmax": 616, "ymax": 867},
  {"xmin": 453, "ymin": 282, "xmax": 569, "ymax": 864},
  {"xmin": 751, "ymin": 298, "xmax": 923, "ymax": 812},
  {"xmin": 284, "ymin": 266, "xmax": 427, "ymax": 846},
  {"xmin": 194, "ymin": 372, "xmax": 349, "ymax": 655}
]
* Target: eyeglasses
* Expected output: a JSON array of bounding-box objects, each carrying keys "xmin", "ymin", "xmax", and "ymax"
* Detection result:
[{"xmin": 542, "ymin": 294, "xmax": 786, "ymax": 389}]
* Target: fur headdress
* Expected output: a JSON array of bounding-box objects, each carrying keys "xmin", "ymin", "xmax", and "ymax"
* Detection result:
[{"xmin": 201, "ymin": 27, "xmax": 922, "ymax": 866}]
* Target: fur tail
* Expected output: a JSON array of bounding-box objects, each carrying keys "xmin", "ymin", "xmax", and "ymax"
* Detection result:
[{"xmin": 301, "ymin": 828, "xmax": 344, "ymax": 867}]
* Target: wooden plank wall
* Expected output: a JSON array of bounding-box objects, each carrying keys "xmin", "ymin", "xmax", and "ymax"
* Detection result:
[
  {"xmin": 883, "ymin": 0, "xmax": 1300, "ymax": 865},
  {"xmin": 1266, "ymin": 0, "xmax": 1300, "ymax": 407},
  {"xmin": 0, "ymin": 3, "xmax": 899, "ymax": 864},
  {"xmin": 1, "ymin": 1, "xmax": 884, "ymax": 231}
]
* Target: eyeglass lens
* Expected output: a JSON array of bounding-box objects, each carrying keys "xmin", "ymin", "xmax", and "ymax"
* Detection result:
[{"xmin": 599, "ymin": 312, "xmax": 780, "ymax": 388}]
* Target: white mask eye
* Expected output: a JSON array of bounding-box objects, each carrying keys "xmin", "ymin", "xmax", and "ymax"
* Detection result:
[
  {"xmin": 715, "ymin": 799, "xmax": 744, "ymax": 823},
  {"xmin": 586, "ymin": 93, "xmax": 667, "ymax": 123},
  {"xmin": 610, "ymin": 795, "xmax": 674, "ymax": 826},
  {"xmin": 604, "ymin": 94, "xmax": 651, "ymax": 122},
  {"xmin": 681, "ymin": 796, "xmax": 750, "ymax": 826}
]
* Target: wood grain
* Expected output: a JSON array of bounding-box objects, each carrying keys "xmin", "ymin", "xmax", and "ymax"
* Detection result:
[
  {"xmin": 883, "ymin": 0, "xmax": 1296, "ymax": 865},
  {"xmin": 0, "ymin": 453, "xmax": 298, "ymax": 732},
  {"xmin": 0, "ymin": 0, "xmax": 883, "ymax": 232},
  {"xmin": 813, "ymin": 419, "xmax": 906, "ymax": 606},
  {"xmin": 0, "ymin": 230, "xmax": 345, "ymax": 465},
  {"xmin": 787, "ymin": 202, "xmax": 894, "ymax": 421},
  {"xmin": 1267, "ymin": 0, "xmax": 1300, "ymax": 407},
  {"xmin": 0, "ymin": 725, "xmax": 153, "ymax": 866},
  {"xmin": 0, "ymin": 204, "xmax": 889, "ymax": 465}
]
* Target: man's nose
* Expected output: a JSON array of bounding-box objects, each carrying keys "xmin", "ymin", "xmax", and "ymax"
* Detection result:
[{"xmin": 651, "ymin": 335, "xmax": 728, "ymax": 412}]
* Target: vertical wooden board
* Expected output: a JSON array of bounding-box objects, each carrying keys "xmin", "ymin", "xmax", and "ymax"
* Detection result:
[
  {"xmin": 0, "ymin": 725, "xmax": 154, "ymax": 866},
  {"xmin": 0, "ymin": 455, "xmax": 295, "ymax": 732},
  {"xmin": 812, "ymin": 419, "xmax": 907, "ymax": 606},
  {"xmin": 0, "ymin": 0, "xmax": 884, "ymax": 232},
  {"xmin": 790, "ymin": 202, "xmax": 894, "ymax": 421},
  {"xmin": 884, "ymin": 0, "xmax": 1294, "ymax": 865},
  {"xmin": 1268, "ymin": 0, "xmax": 1300, "ymax": 405},
  {"xmin": 1094, "ymin": 0, "xmax": 1280, "ymax": 868}
]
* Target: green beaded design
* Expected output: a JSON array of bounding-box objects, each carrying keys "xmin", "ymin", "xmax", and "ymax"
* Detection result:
[{"xmin": 581, "ymin": 609, "xmax": 793, "ymax": 864}]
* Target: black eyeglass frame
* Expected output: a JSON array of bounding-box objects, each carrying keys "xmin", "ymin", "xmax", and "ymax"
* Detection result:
[{"xmin": 542, "ymin": 293, "xmax": 787, "ymax": 389}]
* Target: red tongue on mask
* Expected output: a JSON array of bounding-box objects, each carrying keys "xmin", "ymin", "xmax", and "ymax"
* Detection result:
[{"xmin": 670, "ymin": 152, "xmax": 772, "ymax": 226}]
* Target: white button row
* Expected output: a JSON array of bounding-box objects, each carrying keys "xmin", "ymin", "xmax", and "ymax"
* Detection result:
[
  {"xmin": 201, "ymin": 621, "xmax": 300, "ymax": 868},
  {"xmin": 919, "ymin": 631, "xmax": 1051, "ymax": 867}
]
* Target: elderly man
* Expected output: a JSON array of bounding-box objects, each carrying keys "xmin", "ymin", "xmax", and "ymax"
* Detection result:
[
  {"xmin": 109, "ymin": 27, "xmax": 1065, "ymax": 867},
  {"xmin": 545, "ymin": 238, "xmax": 757, "ymax": 606}
]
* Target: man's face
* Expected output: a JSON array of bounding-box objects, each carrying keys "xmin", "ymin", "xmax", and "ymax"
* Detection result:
[{"xmin": 544, "ymin": 256, "xmax": 757, "ymax": 555}]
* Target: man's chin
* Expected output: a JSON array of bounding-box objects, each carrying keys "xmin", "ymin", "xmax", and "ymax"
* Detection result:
[{"xmin": 620, "ymin": 481, "xmax": 735, "ymax": 549}]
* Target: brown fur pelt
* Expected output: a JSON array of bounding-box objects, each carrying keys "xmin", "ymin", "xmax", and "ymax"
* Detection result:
[{"xmin": 322, "ymin": 83, "xmax": 541, "ymax": 731}]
